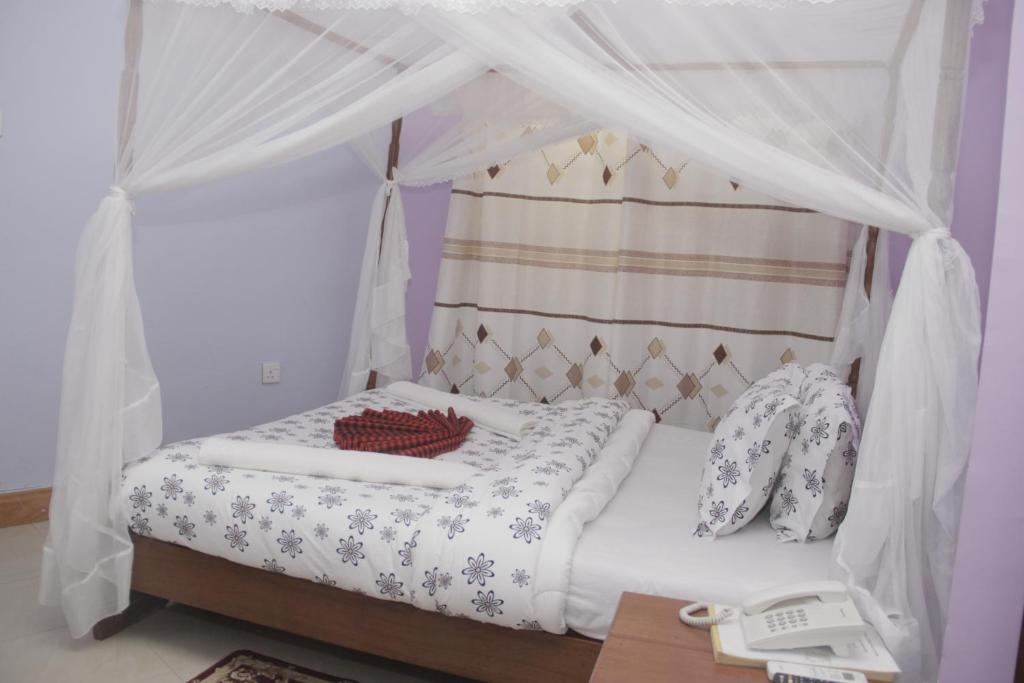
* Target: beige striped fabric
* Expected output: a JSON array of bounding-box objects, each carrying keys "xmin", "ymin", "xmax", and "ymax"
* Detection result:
[
  {"xmin": 419, "ymin": 131, "xmax": 855, "ymax": 430},
  {"xmin": 442, "ymin": 239, "xmax": 849, "ymax": 287}
]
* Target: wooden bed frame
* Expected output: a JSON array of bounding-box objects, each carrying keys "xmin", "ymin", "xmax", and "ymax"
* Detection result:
[{"xmin": 94, "ymin": 534, "xmax": 601, "ymax": 683}]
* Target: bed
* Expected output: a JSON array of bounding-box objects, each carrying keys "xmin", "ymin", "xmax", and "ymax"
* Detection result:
[{"xmin": 112, "ymin": 389, "xmax": 833, "ymax": 681}]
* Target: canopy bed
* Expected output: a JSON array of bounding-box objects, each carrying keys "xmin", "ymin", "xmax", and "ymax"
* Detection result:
[{"xmin": 42, "ymin": 1, "xmax": 984, "ymax": 682}]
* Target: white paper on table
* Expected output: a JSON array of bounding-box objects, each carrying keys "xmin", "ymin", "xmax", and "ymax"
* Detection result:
[{"xmin": 710, "ymin": 604, "xmax": 900, "ymax": 678}]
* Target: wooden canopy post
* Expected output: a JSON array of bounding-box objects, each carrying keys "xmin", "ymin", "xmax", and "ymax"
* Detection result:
[
  {"xmin": 847, "ymin": 226, "xmax": 880, "ymax": 399},
  {"xmin": 844, "ymin": 0, "xmax": 927, "ymax": 400},
  {"xmin": 849, "ymin": 0, "xmax": 973, "ymax": 400},
  {"xmin": 366, "ymin": 117, "xmax": 404, "ymax": 391},
  {"xmin": 386, "ymin": 118, "xmax": 403, "ymax": 183}
]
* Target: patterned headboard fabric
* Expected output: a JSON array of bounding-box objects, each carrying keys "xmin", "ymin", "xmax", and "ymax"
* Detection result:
[{"xmin": 418, "ymin": 131, "xmax": 854, "ymax": 431}]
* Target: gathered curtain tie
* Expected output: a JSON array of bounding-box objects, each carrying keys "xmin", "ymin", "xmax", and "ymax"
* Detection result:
[
  {"xmin": 108, "ymin": 185, "xmax": 135, "ymax": 214},
  {"xmin": 912, "ymin": 225, "xmax": 961, "ymax": 269},
  {"xmin": 915, "ymin": 224, "xmax": 952, "ymax": 240},
  {"xmin": 383, "ymin": 178, "xmax": 398, "ymax": 197},
  {"xmin": 108, "ymin": 185, "xmax": 131, "ymax": 200}
]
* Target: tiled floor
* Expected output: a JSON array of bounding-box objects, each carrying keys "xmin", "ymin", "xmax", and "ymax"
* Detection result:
[{"xmin": 0, "ymin": 523, "xmax": 469, "ymax": 683}]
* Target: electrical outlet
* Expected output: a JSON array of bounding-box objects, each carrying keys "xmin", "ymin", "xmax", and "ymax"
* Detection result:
[{"xmin": 261, "ymin": 361, "xmax": 281, "ymax": 384}]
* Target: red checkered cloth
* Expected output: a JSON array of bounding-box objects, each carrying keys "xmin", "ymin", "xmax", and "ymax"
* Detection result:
[{"xmin": 333, "ymin": 407, "xmax": 474, "ymax": 458}]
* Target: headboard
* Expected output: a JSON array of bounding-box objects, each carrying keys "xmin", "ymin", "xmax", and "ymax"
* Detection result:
[{"xmin": 418, "ymin": 131, "xmax": 855, "ymax": 431}]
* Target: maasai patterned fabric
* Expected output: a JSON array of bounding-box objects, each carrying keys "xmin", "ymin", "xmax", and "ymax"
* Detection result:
[
  {"xmin": 419, "ymin": 131, "xmax": 855, "ymax": 431},
  {"xmin": 333, "ymin": 407, "xmax": 473, "ymax": 457}
]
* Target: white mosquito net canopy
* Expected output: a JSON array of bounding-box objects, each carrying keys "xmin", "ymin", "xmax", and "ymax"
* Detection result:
[{"xmin": 42, "ymin": 1, "xmax": 984, "ymax": 681}]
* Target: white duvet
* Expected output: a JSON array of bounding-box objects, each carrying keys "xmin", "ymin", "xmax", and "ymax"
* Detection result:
[
  {"xmin": 197, "ymin": 438, "xmax": 476, "ymax": 489},
  {"xmin": 121, "ymin": 389, "xmax": 653, "ymax": 633}
]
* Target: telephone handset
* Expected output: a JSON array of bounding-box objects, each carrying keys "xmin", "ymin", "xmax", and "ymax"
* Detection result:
[{"xmin": 679, "ymin": 580, "xmax": 866, "ymax": 654}]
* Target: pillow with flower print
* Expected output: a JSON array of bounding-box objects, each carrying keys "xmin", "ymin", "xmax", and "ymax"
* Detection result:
[
  {"xmin": 693, "ymin": 364, "xmax": 804, "ymax": 539},
  {"xmin": 770, "ymin": 363, "xmax": 861, "ymax": 542}
]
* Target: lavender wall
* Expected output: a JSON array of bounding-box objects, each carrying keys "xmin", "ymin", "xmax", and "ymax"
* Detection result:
[
  {"xmin": 403, "ymin": 183, "xmax": 453, "ymax": 369},
  {"xmin": 0, "ymin": 0, "xmax": 378, "ymax": 491},
  {"xmin": 940, "ymin": 4, "xmax": 1024, "ymax": 679}
]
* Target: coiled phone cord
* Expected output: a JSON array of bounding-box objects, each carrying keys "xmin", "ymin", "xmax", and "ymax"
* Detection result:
[{"xmin": 678, "ymin": 602, "xmax": 734, "ymax": 627}]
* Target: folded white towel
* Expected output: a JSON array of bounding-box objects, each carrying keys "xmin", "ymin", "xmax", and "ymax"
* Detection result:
[
  {"xmin": 197, "ymin": 437, "xmax": 474, "ymax": 489},
  {"xmin": 386, "ymin": 381, "xmax": 536, "ymax": 440}
]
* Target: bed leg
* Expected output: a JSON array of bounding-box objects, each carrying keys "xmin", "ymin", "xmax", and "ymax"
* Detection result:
[{"xmin": 92, "ymin": 591, "xmax": 167, "ymax": 640}]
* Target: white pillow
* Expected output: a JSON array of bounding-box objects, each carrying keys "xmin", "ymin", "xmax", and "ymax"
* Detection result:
[
  {"xmin": 770, "ymin": 363, "xmax": 861, "ymax": 542},
  {"xmin": 693, "ymin": 365, "xmax": 803, "ymax": 539}
]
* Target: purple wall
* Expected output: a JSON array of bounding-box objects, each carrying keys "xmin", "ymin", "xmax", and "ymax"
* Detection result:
[
  {"xmin": 403, "ymin": 183, "xmax": 453, "ymax": 371},
  {"xmin": 940, "ymin": 4, "xmax": 1024, "ymax": 680},
  {"xmin": 0, "ymin": 0, "xmax": 378, "ymax": 491},
  {"xmin": 888, "ymin": 0, "xmax": 1015, "ymax": 323}
]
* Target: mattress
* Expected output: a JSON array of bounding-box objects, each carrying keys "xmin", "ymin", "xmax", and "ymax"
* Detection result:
[{"xmin": 564, "ymin": 423, "xmax": 835, "ymax": 640}]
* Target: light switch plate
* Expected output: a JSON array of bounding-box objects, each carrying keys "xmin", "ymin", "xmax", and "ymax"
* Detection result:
[{"xmin": 261, "ymin": 361, "xmax": 281, "ymax": 384}]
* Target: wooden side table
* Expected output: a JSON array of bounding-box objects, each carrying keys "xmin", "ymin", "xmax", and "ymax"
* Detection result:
[{"xmin": 590, "ymin": 592, "xmax": 765, "ymax": 682}]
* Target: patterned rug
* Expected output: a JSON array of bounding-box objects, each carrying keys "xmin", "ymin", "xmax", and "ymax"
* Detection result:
[{"xmin": 188, "ymin": 650, "xmax": 359, "ymax": 683}]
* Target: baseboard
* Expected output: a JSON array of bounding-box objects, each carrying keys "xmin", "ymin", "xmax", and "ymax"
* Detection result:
[{"xmin": 0, "ymin": 487, "xmax": 51, "ymax": 528}]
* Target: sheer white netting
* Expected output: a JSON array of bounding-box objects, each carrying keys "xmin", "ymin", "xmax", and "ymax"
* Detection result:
[
  {"xmin": 342, "ymin": 75, "xmax": 590, "ymax": 395},
  {"xmin": 155, "ymin": 0, "xmax": 845, "ymax": 13},
  {"xmin": 41, "ymin": 0, "xmax": 485, "ymax": 639},
  {"xmin": 45, "ymin": 2, "xmax": 982, "ymax": 681}
]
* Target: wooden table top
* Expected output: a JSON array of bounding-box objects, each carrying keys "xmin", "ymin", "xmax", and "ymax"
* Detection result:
[{"xmin": 590, "ymin": 592, "xmax": 766, "ymax": 683}]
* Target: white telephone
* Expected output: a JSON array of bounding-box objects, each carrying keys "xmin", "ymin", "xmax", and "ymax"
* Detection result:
[{"xmin": 679, "ymin": 580, "xmax": 866, "ymax": 654}]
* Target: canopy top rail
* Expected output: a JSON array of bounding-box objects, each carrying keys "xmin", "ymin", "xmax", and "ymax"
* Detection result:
[
  {"xmin": 152, "ymin": 0, "xmax": 849, "ymax": 14},
  {"xmin": 274, "ymin": 9, "xmax": 891, "ymax": 78},
  {"xmin": 639, "ymin": 60, "xmax": 889, "ymax": 71},
  {"xmin": 277, "ymin": 11, "xmax": 406, "ymax": 68}
]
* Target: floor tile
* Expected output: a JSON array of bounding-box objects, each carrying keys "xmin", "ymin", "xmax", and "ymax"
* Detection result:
[
  {"xmin": 242, "ymin": 630, "xmax": 462, "ymax": 683},
  {"xmin": 124, "ymin": 607, "xmax": 252, "ymax": 681},
  {"xmin": 134, "ymin": 674, "xmax": 184, "ymax": 683},
  {"xmin": 0, "ymin": 520, "xmax": 473, "ymax": 682},
  {"xmin": 0, "ymin": 626, "xmax": 175, "ymax": 683},
  {"xmin": 0, "ymin": 577, "xmax": 65, "ymax": 643},
  {"xmin": 127, "ymin": 605, "xmax": 463, "ymax": 683},
  {"xmin": 0, "ymin": 524, "xmax": 45, "ymax": 584}
]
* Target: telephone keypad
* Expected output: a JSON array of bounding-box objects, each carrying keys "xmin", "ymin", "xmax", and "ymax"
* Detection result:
[
  {"xmin": 738, "ymin": 589, "xmax": 867, "ymax": 652},
  {"xmin": 765, "ymin": 607, "xmax": 811, "ymax": 633}
]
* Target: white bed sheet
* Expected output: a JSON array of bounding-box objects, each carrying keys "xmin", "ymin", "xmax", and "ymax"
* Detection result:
[{"xmin": 565, "ymin": 423, "xmax": 836, "ymax": 640}]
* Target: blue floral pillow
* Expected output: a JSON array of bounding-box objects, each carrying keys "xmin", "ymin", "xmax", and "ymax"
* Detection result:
[
  {"xmin": 770, "ymin": 363, "xmax": 861, "ymax": 542},
  {"xmin": 693, "ymin": 365, "xmax": 804, "ymax": 539}
]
